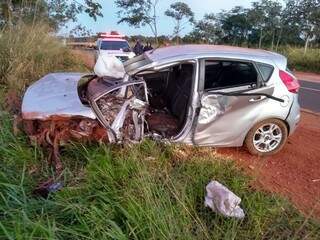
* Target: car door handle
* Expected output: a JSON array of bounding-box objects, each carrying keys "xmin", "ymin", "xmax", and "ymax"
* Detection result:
[{"xmin": 249, "ymin": 96, "xmax": 267, "ymax": 102}]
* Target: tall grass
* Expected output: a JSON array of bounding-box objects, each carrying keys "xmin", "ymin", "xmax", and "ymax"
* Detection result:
[
  {"xmin": 0, "ymin": 23, "xmax": 319, "ymax": 239},
  {"xmin": 277, "ymin": 47, "xmax": 320, "ymax": 73},
  {"xmin": 0, "ymin": 23, "xmax": 88, "ymax": 92},
  {"xmin": 0, "ymin": 112, "xmax": 319, "ymax": 239}
]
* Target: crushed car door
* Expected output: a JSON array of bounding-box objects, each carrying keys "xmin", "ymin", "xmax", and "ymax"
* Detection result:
[
  {"xmin": 192, "ymin": 59, "xmax": 284, "ymax": 146},
  {"xmin": 87, "ymin": 77, "xmax": 148, "ymax": 143}
]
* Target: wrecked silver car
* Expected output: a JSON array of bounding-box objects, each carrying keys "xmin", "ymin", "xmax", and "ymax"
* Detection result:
[{"xmin": 21, "ymin": 45, "xmax": 300, "ymax": 157}]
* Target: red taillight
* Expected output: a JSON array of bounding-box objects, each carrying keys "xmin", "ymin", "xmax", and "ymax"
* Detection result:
[{"xmin": 279, "ymin": 70, "xmax": 300, "ymax": 93}]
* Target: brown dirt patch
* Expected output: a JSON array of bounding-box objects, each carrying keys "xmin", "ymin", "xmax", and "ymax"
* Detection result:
[
  {"xmin": 294, "ymin": 71, "xmax": 320, "ymax": 83},
  {"xmin": 71, "ymin": 49, "xmax": 95, "ymax": 69},
  {"xmin": 216, "ymin": 112, "xmax": 320, "ymax": 219}
]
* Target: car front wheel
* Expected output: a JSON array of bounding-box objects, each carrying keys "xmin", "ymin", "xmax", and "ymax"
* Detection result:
[{"xmin": 245, "ymin": 119, "xmax": 288, "ymax": 156}]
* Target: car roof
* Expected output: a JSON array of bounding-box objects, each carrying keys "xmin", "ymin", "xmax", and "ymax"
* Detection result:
[{"xmin": 144, "ymin": 44, "xmax": 287, "ymax": 69}]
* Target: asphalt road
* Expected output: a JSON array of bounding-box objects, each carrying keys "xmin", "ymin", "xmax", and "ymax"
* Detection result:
[{"xmin": 299, "ymin": 80, "xmax": 320, "ymax": 113}]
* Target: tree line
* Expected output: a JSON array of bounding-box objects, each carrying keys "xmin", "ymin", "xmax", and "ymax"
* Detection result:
[
  {"xmin": 116, "ymin": 0, "xmax": 320, "ymax": 53},
  {"xmin": 1, "ymin": 0, "xmax": 319, "ymax": 53}
]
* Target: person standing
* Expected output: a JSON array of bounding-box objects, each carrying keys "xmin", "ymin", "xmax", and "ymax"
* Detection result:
[
  {"xmin": 133, "ymin": 39, "xmax": 144, "ymax": 55},
  {"xmin": 143, "ymin": 42, "xmax": 153, "ymax": 52}
]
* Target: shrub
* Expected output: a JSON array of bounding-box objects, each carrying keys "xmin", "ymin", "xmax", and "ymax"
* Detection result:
[
  {"xmin": 278, "ymin": 47, "xmax": 320, "ymax": 73},
  {"xmin": 0, "ymin": 23, "xmax": 88, "ymax": 92}
]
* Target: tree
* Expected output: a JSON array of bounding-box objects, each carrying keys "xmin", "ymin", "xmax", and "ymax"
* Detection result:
[
  {"xmin": 219, "ymin": 7, "xmax": 251, "ymax": 46},
  {"xmin": 115, "ymin": 0, "xmax": 160, "ymax": 45},
  {"xmin": 248, "ymin": 0, "xmax": 282, "ymax": 49},
  {"xmin": 0, "ymin": 0, "xmax": 103, "ymax": 30},
  {"xmin": 69, "ymin": 24, "xmax": 93, "ymax": 37},
  {"xmin": 165, "ymin": 2, "xmax": 194, "ymax": 43},
  {"xmin": 188, "ymin": 13, "xmax": 222, "ymax": 44},
  {"xmin": 283, "ymin": 0, "xmax": 320, "ymax": 55}
]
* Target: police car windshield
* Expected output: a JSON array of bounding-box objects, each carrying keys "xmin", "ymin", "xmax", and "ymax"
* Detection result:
[{"xmin": 100, "ymin": 40, "xmax": 130, "ymax": 50}]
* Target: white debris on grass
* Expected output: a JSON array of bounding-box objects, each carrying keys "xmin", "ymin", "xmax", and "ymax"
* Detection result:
[{"xmin": 205, "ymin": 180, "xmax": 245, "ymax": 219}]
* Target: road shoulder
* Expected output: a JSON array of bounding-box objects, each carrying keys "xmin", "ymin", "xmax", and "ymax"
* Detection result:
[{"xmin": 294, "ymin": 71, "xmax": 320, "ymax": 83}]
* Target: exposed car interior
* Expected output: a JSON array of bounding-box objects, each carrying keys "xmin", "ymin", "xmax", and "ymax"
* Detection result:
[{"xmin": 136, "ymin": 63, "xmax": 194, "ymax": 138}]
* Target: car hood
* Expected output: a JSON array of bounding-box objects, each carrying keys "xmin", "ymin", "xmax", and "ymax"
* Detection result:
[
  {"xmin": 22, "ymin": 73, "xmax": 96, "ymax": 120},
  {"xmin": 99, "ymin": 50, "xmax": 135, "ymax": 57}
]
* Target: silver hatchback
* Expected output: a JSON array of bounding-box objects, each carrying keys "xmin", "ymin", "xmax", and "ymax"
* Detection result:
[{"xmin": 22, "ymin": 45, "xmax": 301, "ymax": 156}]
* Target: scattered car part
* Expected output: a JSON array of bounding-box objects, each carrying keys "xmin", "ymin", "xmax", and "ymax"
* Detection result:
[
  {"xmin": 205, "ymin": 180, "xmax": 245, "ymax": 219},
  {"xmin": 33, "ymin": 181, "xmax": 64, "ymax": 198}
]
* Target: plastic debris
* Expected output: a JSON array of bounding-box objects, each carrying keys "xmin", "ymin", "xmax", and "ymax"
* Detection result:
[
  {"xmin": 33, "ymin": 181, "xmax": 64, "ymax": 198},
  {"xmin": 205, "ymin": 180, "xmax": 245, "ymax": 219}
]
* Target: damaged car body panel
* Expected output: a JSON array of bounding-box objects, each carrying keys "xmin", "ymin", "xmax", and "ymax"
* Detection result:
[
  {"xmin": 86, "ymin": 77, "xmax": 148, "ymax": 143},
  {"xmin": 21, "ymin": 45, "xmax": 300, "ymax": 157},
  {"xmin": 22, "ymin": 73, "xmax": 96, "ymax": 120}
]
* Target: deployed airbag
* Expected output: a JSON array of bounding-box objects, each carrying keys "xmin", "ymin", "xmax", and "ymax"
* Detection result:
[{"xmin": 94, "ymin": 55, "xmax": 125, "ymax": 78}]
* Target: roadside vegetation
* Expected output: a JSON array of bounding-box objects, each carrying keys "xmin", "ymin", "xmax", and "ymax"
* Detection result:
[
  {"xmin": 0, "ymin": 23, "xmax": 88, "ymax": 93},
  {"xmin": 0, "ymin": 1, "xmax": 320, "ymax": 238},
  {"xmin": 1, "ymin": 111, "xmax": 320, "ymax": 239},
  {"xmin": 0, "ymin": 23, "xmax": 318, "ymax": 240},
  {"xmin": 280, "ymin": 47, "xmax": 320, "ymax": 73}
]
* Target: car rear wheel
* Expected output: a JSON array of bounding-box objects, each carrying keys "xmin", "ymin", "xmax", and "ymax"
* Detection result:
[{"xmin": 245, "ymin": 119, "xmax": 288, "ymax": 156}]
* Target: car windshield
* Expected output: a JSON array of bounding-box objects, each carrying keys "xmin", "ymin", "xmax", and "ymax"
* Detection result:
[{"xmin": 100, "ymin": 40, "xmax": 130, "ymax": 50}]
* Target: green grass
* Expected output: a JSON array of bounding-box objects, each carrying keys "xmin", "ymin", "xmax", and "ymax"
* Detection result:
[
  {"xmin": 0, "ymin": 24, "xmax": 319, "ymax": 238},
  {"xmin": 0, "ymin": 113, "xmax": 319, "ymax": 239},
  {"xmin": 277, "ymin": 47, "xmax": 320, "ymax": 73}
]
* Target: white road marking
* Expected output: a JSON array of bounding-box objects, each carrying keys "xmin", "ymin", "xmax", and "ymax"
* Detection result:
[{"xmin": 300, "ymin": 87, "xmax": 320, "ymax": 92}]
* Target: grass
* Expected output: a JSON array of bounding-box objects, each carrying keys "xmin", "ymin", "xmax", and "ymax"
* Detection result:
[
  {"xmin": 0, "ymin": 23, "xmax": 319, "ymax": 239},
  {"xmin": 0, "ymin": 23, "xmax": 88, "ymax": 93},
  {"xmin": 277, "ymin": 47, "xmax": 320, "ymax": 73},
  {"xmin": 0, "ymin": 112, "xmax": 319, "ymax": 239}
]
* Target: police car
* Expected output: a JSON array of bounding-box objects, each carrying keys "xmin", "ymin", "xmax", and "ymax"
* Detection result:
[{"xmin": 95, "ymin": 31, "xmax": 135, "ymax": 62}]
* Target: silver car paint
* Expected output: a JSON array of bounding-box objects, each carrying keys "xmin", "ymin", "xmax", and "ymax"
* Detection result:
[
  {"xmin": 21, "ymin": 45, "xmax": 300, "ymax": 148},
  {"xmin": 125, "ymin": 46, "xmax": 299, "ymax": 146},
  {"xmin": 22, "ymin": 73, "xmax": 96, "ymax": 120}
]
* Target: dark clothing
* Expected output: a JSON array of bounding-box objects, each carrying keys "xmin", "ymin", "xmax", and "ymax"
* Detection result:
[
  {"xmin": 133, "ymin": 42, "xmax": 144, "ymax": 55},
  {"xmin": 143, "ymin": 44, "xmax": 153, "ymax": 52}
]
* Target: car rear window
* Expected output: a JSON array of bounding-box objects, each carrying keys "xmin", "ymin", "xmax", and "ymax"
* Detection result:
[
  {"xmin": 204, "ymin": 61, "xmax": 258, "ymax": 90},
  {"xmin": 256, "ymin": 63, "xmax": 274, "ymax": 81}
]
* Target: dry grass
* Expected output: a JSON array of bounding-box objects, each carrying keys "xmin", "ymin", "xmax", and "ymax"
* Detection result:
[{"xmin": 0, "ymin": 23, "xmax": 88, "ymax": 92}]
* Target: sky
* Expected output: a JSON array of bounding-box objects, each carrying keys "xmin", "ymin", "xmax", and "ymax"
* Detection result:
[{"xmin": 62, "ymin": 0, "xmax": 256, "ymax": 37}]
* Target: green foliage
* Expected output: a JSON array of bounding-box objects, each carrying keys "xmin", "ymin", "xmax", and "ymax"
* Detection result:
[
  {"xmin": 165, "ymin": 2, "xmax": 194, "ymax": 40},
  {"xmin": 0, "ymin": 111, "xmax": 319, "ymax": 239},
  {"xmin": 186, "ymin": 14, "xmax": 222, "ymax": 44},
  {"xmin": 115, "ymin": 0, "xmax": 159, "ymax": 44},
  {"xmin": 0, "ymin": 23, "xmax": 88, "ymax": 92},
  {"xmin": 185, "ymin": 0, "xmax": 320, "ymax": 49},
  {"xmin": 0, "ymin": 0, "xmax": 103, "ymax": 30},
  {"xmin": 279, "ymin": 47, "xmax": 320, "ymax": 73}
]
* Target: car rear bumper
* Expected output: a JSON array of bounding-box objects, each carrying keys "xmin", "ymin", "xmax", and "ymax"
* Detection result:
[{"xmin": 286, "ymin": 94, "xmax": 300, "ymax": 135}]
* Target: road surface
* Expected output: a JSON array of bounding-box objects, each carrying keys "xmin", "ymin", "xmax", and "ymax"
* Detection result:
[{"xmin": 299, "ymin": 80, "xmax": 320, "ymax": 113}]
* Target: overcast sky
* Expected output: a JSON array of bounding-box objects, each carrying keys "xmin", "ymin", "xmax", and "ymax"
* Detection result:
[{"xmin": 63, "ymin": 0, "xmax": 264, "ymax": 36}]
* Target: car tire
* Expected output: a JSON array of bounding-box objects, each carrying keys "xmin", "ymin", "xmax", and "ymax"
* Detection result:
[{"xmin": 245, "ymin": 119, "xmax": 288, "ymax": 156}]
